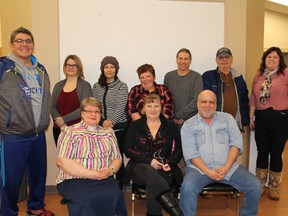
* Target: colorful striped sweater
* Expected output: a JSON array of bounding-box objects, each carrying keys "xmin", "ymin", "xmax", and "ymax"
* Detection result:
[{"xmin": 56, "ymin": 120, "xmax": 121, "ymax": 184}]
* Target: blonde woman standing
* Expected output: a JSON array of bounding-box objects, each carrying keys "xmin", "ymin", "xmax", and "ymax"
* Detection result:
[{"xmin": 50, "ymin": 54, "xmax": 92, "ymax": 145}]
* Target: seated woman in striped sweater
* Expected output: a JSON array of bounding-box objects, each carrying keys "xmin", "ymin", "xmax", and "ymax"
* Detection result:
[{"xmin": 56, "ymin": 97, "xmax": 127, "ymax": 216}]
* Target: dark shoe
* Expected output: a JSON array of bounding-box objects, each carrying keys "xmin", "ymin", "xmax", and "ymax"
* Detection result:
[
  {"xmin": 60, "ymin": 198, "xmax": 67, "ymax": 205},
  {"xmin": 26, "ymin": 208, "xmax": 55, "ymax": 216},
  {"xmin": 156, "ymin": 189, "xmax": 183, "ymax": 216}
]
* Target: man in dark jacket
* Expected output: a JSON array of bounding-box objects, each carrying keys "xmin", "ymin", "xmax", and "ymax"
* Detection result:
[
  {"xmin": 202, "ymin": 47, "xmax": 249, "ymax": 131},
  {"xmin": 0, "ymin": 27, "xmax": 54, "ymax": 216}
]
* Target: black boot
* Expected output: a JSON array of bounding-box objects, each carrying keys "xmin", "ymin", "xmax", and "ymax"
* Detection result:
[{"xmin": 156, "ymin": 190, "xmax": 183, "ymax": 216}]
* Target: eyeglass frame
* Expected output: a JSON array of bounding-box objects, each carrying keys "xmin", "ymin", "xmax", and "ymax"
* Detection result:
[
  {"xmin": 82, "ymin": 109, "xmax": 101, "ymax": 115},
  {"xmin": 65, "ymin": 64, "xmax": 78, "ymax": 69},
  {"xmin": 12, "ymin": 38, "xmax": 33, "ymax": 45}
]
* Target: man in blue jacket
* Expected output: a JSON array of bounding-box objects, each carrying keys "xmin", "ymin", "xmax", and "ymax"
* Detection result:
[
  {"xmin": 0, "ymin": 27, "xmax": 54, "ymax": 216},
  {"xmin": 202, "ymin": 47, "xmax": 249, "ymax": 131}
]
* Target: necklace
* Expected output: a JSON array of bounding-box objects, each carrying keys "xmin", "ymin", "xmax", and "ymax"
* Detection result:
[{"xmin": 148, "ymin": 86, "xmax": 155, "ymax": 93}]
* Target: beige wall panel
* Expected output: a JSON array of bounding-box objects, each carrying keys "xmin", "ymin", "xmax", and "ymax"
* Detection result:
[
  {"xmin": 31, "ymin": 0, "xmax": 59, "ymax": 186},
  {"xmin": 264, "ymin": 10, "xmax": 288, "ymax": 52},
  {"xmin": 0, "ymin": 0, "xmax": 32, "ymax": 55}
]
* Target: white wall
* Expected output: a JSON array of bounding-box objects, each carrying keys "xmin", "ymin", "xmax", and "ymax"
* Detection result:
[
  {"xmin": 59, "ymin": 0, "xmax": 224, "ymax": 88},
  {"xmin": 249, "ymin": 132, "xmax": 257, "ymax": 174}
]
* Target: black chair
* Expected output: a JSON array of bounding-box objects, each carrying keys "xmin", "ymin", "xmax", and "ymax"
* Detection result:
[
  {"xmin": 200, "ymin": 182, "xmax": 240, "ymax": 216},
  {"xmin": 131, "ymin": 183, "xmax": 146, "ymax": 200}
]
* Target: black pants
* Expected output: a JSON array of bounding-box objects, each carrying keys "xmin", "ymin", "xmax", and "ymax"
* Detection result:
[
  {"xmin": 114, "ymin": 126, "xmax": 128, "ymax": 183},
  {"xmin": 255, "ymin": 108, "xmax": 288, "ymax": 172},
  {"xmin": 53, "ymin": 127, "xmax": 61, "ymax": 146},
  {"xmin": 131, "ymin": 163, "xmax": 172, "ymax": 215}
]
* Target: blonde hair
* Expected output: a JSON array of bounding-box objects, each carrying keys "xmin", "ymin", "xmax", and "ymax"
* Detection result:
[
  {"xmin": 63, "ymin": 54, "xmax": 85, "ymax": 79},
  {"xmin": 81, "ymin": 97, "xmax": 102, "ymax": 112},
  {"xmin": 141, "ymin": 94, "xmax": 162, "ymax": 115}
]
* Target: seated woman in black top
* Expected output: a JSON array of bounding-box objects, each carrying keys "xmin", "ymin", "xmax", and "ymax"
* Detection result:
[{"xmin": 124, "ymin": 94, "xmax": 183, "ymax": 216}]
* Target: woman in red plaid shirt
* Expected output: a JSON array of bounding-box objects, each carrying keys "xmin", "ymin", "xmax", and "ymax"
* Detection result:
[{"xmin": 127, "ymin": 64, "xmax": 174, "ymax": 122}]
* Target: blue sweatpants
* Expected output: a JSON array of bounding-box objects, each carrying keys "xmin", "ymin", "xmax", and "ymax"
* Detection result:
[{"xmin": 1, "ymin": 132, "xmax": 47, "ymax": 216}]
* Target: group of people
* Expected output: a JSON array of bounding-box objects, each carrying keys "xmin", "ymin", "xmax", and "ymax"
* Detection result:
[{"xmin": 0, "ymin": 26, "xmax": 287, "ymax": 216}]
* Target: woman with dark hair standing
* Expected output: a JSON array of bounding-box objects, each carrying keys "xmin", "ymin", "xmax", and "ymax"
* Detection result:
[
  {"xmin": 250, "ymin": 47, "xmax": 288, "ymax": 200},
  {"xmin": 92, "ymin": 56, "xmax": 128, "ymax": 189}
]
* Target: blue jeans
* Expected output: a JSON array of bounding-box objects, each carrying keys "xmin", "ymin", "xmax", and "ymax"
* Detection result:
[{"xmin": 179, "ymin": 165, "xmax": 262, "ymax": 216}]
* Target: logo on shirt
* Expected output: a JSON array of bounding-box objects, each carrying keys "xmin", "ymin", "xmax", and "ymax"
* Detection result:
[{"xmin": 18, "ymin": 83, "xmax": 31, "ymax": 100}]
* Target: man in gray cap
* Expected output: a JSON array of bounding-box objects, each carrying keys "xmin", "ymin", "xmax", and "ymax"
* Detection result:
[{"xmin": 202, "ymin": 47, "xmax": 249, "ymax": 132}]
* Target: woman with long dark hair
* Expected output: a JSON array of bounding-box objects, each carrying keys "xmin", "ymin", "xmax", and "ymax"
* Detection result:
[{"xmin": 250, "ymin": 47, "xmax": 288, "ymax": 200}]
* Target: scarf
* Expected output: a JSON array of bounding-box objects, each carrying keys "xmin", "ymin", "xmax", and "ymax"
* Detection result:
[{"xmin": 259, "ymin": 68, "xmax": 278, "ymax": 104}]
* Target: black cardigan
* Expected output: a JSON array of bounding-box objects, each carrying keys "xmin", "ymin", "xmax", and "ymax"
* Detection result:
[{"xmin": 124, "ymin": 114, "xmax": 183, "ymax": 185}]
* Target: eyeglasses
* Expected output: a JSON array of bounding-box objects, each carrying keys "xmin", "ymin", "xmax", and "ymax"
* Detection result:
[
  {"xmin": 13, "ymin": 38, "xmax": 33, "ymax": 45},
  {"xmin": 65, "ymin": 64, "xmax": 78, "ymax": 69},
  {"xmin": 83, "ymin": 110, "xmax": 101, "ymax": 115}
]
